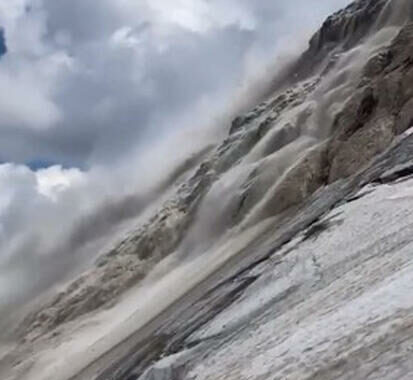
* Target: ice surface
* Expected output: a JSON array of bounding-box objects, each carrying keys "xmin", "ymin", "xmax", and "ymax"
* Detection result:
[{"xmin": 188, "ymin": 178, "xmax": 413, "ymax": 380}]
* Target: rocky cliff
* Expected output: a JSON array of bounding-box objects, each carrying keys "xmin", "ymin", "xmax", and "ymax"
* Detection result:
[{"xmin": 4, "ymin": 1, "xmax": 413, "ymax": 379}]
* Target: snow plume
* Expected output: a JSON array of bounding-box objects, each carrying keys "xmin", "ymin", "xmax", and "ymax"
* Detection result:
[{"xmin": 0, "ymin": 0, "xmax": 352, "ymax": 313}]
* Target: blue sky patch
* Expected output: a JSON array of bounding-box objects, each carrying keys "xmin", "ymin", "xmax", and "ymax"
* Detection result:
[{"xmin": 0, "ymin": 28, "xmax": 6, "ymax": 57}]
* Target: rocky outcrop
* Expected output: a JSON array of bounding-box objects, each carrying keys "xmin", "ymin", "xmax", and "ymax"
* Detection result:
[
  {"xmin": 327, "ymin": 20, "xmax": 413, "ymax": 181},
  {"xmin": 309, "ymin": 0, "xmax": 386, "ymax": 53}
]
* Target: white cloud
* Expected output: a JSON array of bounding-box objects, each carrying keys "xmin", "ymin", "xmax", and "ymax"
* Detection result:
[{"xmin": 36, "ymin": 165, "xmax": 85, "ymax": 200}]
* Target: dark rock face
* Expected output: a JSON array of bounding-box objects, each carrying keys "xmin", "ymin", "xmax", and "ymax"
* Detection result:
[
  {"xmin": 327, "ymin": 20, "xmax": 413, "ymax": 182},
  {"xmin": 288, "ymin": 0, "xmax": 411, "ymax": 82},
  {"xmin": 309, "ymin": 0, "xmax": 386, "ymax": 53},
  {"xmin": 0, "ymin": 28, "xmax": 7, "ymax": 57}
]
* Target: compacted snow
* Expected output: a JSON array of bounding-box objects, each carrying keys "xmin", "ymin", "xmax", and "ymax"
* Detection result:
[
  {"xmin": 5, "ymin": 169, "xmax": 413, "ymax": 380},
  {"xmin": 186, "ymin": 178, "xmax": 413, "ymax": 380}
]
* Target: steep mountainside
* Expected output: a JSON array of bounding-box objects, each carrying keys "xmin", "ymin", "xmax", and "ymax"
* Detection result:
[
  {"xmin": 3, "ymin": 0, "xmax": 413, "ymax": 379},
  {"xmin": 22, "ymin": 0, "xmax": 413, "ymax": 339}
]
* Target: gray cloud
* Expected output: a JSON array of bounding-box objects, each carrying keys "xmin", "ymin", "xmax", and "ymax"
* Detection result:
[{"xmin": 0, "ymin": 0, "xmax": 352, "ymax": 166}]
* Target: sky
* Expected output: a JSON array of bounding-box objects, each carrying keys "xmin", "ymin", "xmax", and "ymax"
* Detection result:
[
  {"xmin": 0, "ymin": 28, "xmax": 6, "ymax": 56},
  {"xmin": 0, "ymin": 0, "xmax": 352, "ymax": 310}
]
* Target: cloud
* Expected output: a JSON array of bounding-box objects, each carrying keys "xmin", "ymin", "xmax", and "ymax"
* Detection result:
[
  {"xmin": 0, "ymin": 0, "xmax": 352, "ymax": 165},
  {"xmin": 0, "ymin": 0, "xmax": 352, "ymax": 312}
]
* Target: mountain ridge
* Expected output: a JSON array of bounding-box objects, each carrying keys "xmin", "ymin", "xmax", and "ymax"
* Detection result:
[
  {"xmin": 4, "ymin": 1, "xmax": 413, "ymax": 379},
  {"xmin": 18, "ymin": 0, "xmax": 413, "ymax": 341}
]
